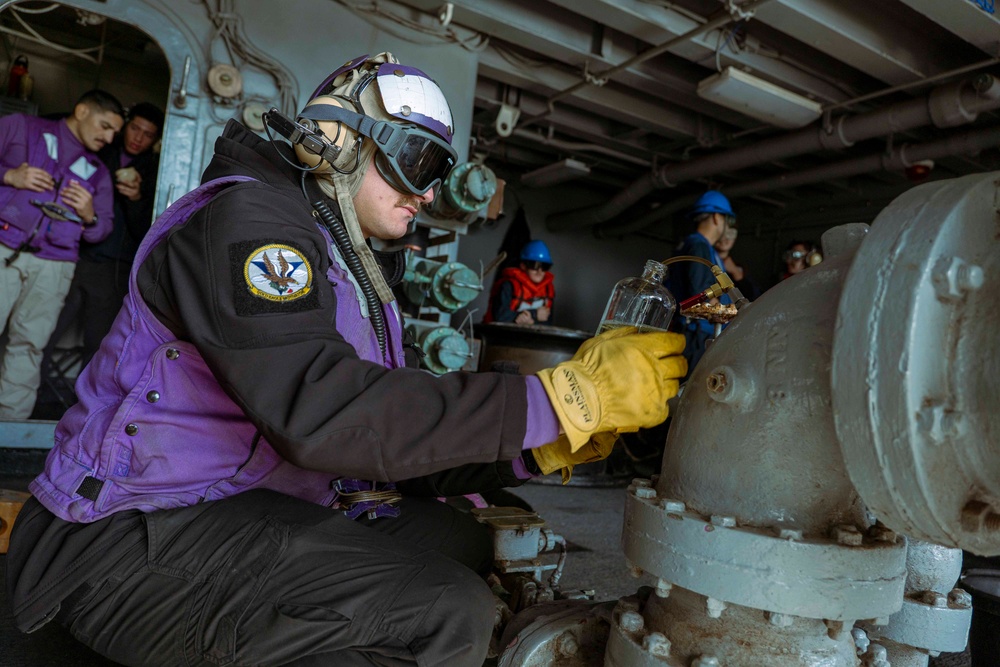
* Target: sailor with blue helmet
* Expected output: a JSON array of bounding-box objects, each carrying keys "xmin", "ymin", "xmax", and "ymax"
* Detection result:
[
  {"xmin": 664, "ymin": 190, "xmax": 736, "ymax": 374},
  {"xmin": 485, "ymin": 239, "xmax": 556, "ymax": 325}
]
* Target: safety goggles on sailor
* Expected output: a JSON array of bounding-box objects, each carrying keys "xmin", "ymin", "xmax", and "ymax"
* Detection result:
[
  {"xmin": 297, "ymin": 104, "xmax": 457, "ymax": 197},
  {"xmin": 523, "ymin": 260, "xmax": 552, "ymax": 272},
  {"xmin": 784, "ymin": 249, "xmax": 809, "ymax": 262},
  {"xmin": 369, "ymin": 122, "xmax": 457, "ymax": 196},
  {"xmin": 302, "ymin": 58, "xmax": 458, "ymax": 196}
]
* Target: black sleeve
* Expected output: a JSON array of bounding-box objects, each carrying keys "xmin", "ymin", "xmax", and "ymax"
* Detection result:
[
  {"xmin": 137, "ymin": 183, "xmax": 528, "ymax": 482},
  {"xmin": 491, "ymin": 280, "xmax": 519, "ymax": 322},
  {"xmin": 396, "ymin": 461, "xmax": 526, "ymax": 497},
  {"xmin": 122, "ymin": 153, "xmax": 159, "ymax": 244}
]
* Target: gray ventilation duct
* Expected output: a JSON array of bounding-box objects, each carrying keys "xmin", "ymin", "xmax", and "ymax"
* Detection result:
[{"xmin": 547, "ymin": 74, "xmax": 1000, "ymax": 232}]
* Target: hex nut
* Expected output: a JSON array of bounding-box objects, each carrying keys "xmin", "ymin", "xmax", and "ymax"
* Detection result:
[
  {"xmin": 933, "ymin": 256, "xmax": 985, "ymax": 300},
  {"xmin": 692, "ymin": 656, "xmax": 720, "ymax": 667},
  {"xmin": 556, "ymin": 631, "xmax": 579, "ymax": 657},
  {"xmin": 852, "ymin": 627, "xmax": 870, "ymax": 655},
  {"xmin": 833, "ymin": 524, "xmax": 863, "ymax": 546},
  {"xmin": 706, "ymin": 597, "xmax": 727, "ymax": 618},
  {"xmin": 868, "ymin": 523, "xmax": 898, "ymax": 544},
  {"xmin": 779, "ymin": 527, "xmax": 803, "ymax": 541},
  {"xmin": 655, "ymin": 578, "xmax": 673, "ymax": 598},
  {"xmin": 620, "ymin": 610, "xmax": 645, "ymax": 633},
  {"xmin": 948, "ymin": 588, "xmax": 973, "ymax": 608},
  {"xmin": 706, "ymin": 371, "xmax": 728, "ymax": 394},
  {"xmin": 635, "ymin": 487, "xmax": 657, "ymax": 499},
  {"xmin": 766, "ymin": 611, "xmax": 794, "ymax": 627},
  {"xmin": 862, "ymin": 643, "xmax": 890, "ymax": 667},
  {"xmin": 662, "ymin": 498, "xmax": 686, "ymax": 512},
  {"xmin": 961, "ymin": 500, "xmax": 1000, "ymax": 532},
  {"xmin": 919, "ymin": 590, "xmax": 948, "ymax": 608},
  {"xmin": 710, "ymin": 515, "xmax": 737, "ymax": 528},
  {"xmin": 642, "ymin": 632, "xmax": 671, "ymax": 658},
  {"xmin": 956, "ymin": 263, "xmax": 984, "ymax": 291}
]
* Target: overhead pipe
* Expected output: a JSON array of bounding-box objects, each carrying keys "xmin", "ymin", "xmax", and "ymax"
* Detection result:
[
  {"xmin": 549, "ymin": 73, "xmax": 1000, "ymax": 232},
  {"xmin": 594, "ymin": 123, "xmax": 1000, "ymax": 237}
]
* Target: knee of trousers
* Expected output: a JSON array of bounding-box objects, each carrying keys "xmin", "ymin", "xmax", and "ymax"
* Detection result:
[
  {"xmin": 425, "ymin": 562, "xmax": 496, "ymax": 637},
  {"xmin": 440, "ymin": 566, "xmax": 495, "ymax": 628},
  {"xmin": 416, "ymin": 561, "xmax": 496, "ymax": 658}
]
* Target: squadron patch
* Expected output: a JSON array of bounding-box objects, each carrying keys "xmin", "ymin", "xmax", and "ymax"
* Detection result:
[{"xmin": 243, "ymin": 243, "xmax": 313, "ymax": 301}]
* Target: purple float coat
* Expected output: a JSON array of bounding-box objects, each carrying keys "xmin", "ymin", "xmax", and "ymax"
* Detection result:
[
  {"xmin": 30, "ymin": 120, "xmax": 530, "ymax": 523},
  {"xmin": 0, "ymin": 114, "xmax": 114, "ymax": 261},
  {"xmin": 30, "ymin": 176, "xmax": 343, "ymax": 522}
]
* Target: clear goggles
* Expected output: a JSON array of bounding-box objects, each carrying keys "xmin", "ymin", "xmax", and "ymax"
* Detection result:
[
  {"xmin": 371, "ymin": 122, "xmax": 457, "ymax": 196},
  {"xmin": 784, "ymin": 248, "xmax": 809, "ymax": 262},
  {"xmin": 299, "ymin": 103, "xmax": 457, "ymax": 196},
  {"xmin": 305, "ymin": 58, "xmax": 457, "ymax": 196}
]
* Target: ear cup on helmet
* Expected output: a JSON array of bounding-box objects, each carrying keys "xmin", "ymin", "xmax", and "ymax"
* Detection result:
[{"xmin": 294, "ymin": 95, "xmax": 358, "ymax": 173}]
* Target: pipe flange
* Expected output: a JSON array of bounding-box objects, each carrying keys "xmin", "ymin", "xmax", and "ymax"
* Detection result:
[
  {"xmin": 833, "ymin": 172, "xmax": 1000, "ymax": 553},
  {"xmin": 621, "ymin": 487, "xmax": 906, "ymax": 620},
  {"xmin": 929, "ymin": 81, "xmax": 976, "ymax": 128},
  {"xmin": 859, "ymin": 590, "xmax": 972, "ymax": 653},
  {"xmin": 818, "ymin": 115, "xmax": 855, "ymax": 150}
]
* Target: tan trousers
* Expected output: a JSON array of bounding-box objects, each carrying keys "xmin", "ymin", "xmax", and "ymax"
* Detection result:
[{"xmin": 0, "ymin": 250, "xmax": 75, "ymax": 419}]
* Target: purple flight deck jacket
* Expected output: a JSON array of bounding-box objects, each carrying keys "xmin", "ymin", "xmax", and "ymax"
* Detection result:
[
  {"xmin": 0, "ymin": 114, "xmax": 114, "ymax": 261},
  {"xmin": 30, "ymin": 176, "xmax": 409, "ymax": 522}
]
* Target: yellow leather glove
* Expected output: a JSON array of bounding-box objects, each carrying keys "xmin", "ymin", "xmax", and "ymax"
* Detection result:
[
  {"xmin": 536, "ymin": 327, "xmax": 687, "ymax": 452},
  {"xmin": 531, "ymin": 433, "xmax": 619, "ymax": 484}
]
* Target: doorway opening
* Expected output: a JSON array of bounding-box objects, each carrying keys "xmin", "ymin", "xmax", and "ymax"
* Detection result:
[{"xmin": 0, "ymin": 1, "xmax": 171, "ymax": 422}]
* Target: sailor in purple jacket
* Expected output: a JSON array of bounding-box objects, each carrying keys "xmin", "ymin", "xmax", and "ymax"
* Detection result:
[
  {"xmin": 6, "ymin": 55, "xmax": 686, "ymax": 666},
  {"xmin": 0, "ymin": 89, "xmax": 122, "ymax": 418}
]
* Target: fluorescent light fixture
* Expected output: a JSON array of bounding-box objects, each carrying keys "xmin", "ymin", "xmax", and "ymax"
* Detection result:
[
  {"xmin": 520, "ymin": 158, "xmax": 591, "ymax": 188},
  {"xmin": 697, "ymin": 66, "xmax": 823, "ymax": 129}
]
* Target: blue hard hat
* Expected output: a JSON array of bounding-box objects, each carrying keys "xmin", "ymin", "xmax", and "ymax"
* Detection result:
[
  {"xmin": 520, "ymin": 240, "xmax": 552, "ymax": 264},
  {"xmin": 688, "ymin": 190, "xmax": 735, "ymax": 219}
]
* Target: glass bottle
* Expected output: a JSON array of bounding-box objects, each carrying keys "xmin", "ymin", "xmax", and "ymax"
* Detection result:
[{"xmin": 597, "ymin": 259, "xmax": 676, "ymax": 334}]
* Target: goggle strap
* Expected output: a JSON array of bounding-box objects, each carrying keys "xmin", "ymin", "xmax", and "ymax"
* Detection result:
[{"xmin": 299, "ymin": 104, "xmax": 407, "ymax": 157}]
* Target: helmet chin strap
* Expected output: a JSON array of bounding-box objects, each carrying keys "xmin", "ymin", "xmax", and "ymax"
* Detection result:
[{"xmin": 317, "ymin": 171, "xmax": 396, "ymax": 305}]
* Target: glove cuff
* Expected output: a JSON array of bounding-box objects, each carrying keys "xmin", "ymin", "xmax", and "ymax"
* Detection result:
[
  {"xmin": 522, "ymin": 448, "xmax": 542, "ymax": 476},
  {"xmin": 536, "ymin": 362, "xmax": 601, "ymax": 451}
]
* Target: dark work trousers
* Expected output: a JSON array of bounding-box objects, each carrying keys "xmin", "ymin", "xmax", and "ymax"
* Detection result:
[
  {"xmin": 56, "ymin": 489, "xmax": 496, "ymax": 667},
  {"xmin": 45, "ymin": 258, "xmax": 130, "ymax": 371}
]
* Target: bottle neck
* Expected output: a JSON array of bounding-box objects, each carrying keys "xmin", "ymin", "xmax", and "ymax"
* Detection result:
[{"xmin": 641, "ymin": 260, "xmax": 666, "ymax": 283}]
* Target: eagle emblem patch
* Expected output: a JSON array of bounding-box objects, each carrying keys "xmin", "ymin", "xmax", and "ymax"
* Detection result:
[{"xmin": 243, "ymin": 244, "xmax": 312, "ymax": 301}]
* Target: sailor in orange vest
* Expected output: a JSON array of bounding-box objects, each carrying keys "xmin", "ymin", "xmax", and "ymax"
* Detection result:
[{"xmin": 485, "ymin": 240, "xmax": 554, "ymax": 325}]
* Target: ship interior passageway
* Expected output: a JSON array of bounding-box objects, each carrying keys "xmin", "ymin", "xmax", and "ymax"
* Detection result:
[{"xmin": 1, "ymin": 1, "xmax": 999, "ymax": 666}]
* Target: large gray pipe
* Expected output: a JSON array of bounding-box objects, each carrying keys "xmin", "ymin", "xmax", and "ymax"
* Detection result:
[
  {"xmin": 595, "ymin": 123, "xmax": 1000, "ymax": 237},
  {"xmin": 548, "ymin": 74, "xmax": 1000, "ymax": 232}
]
